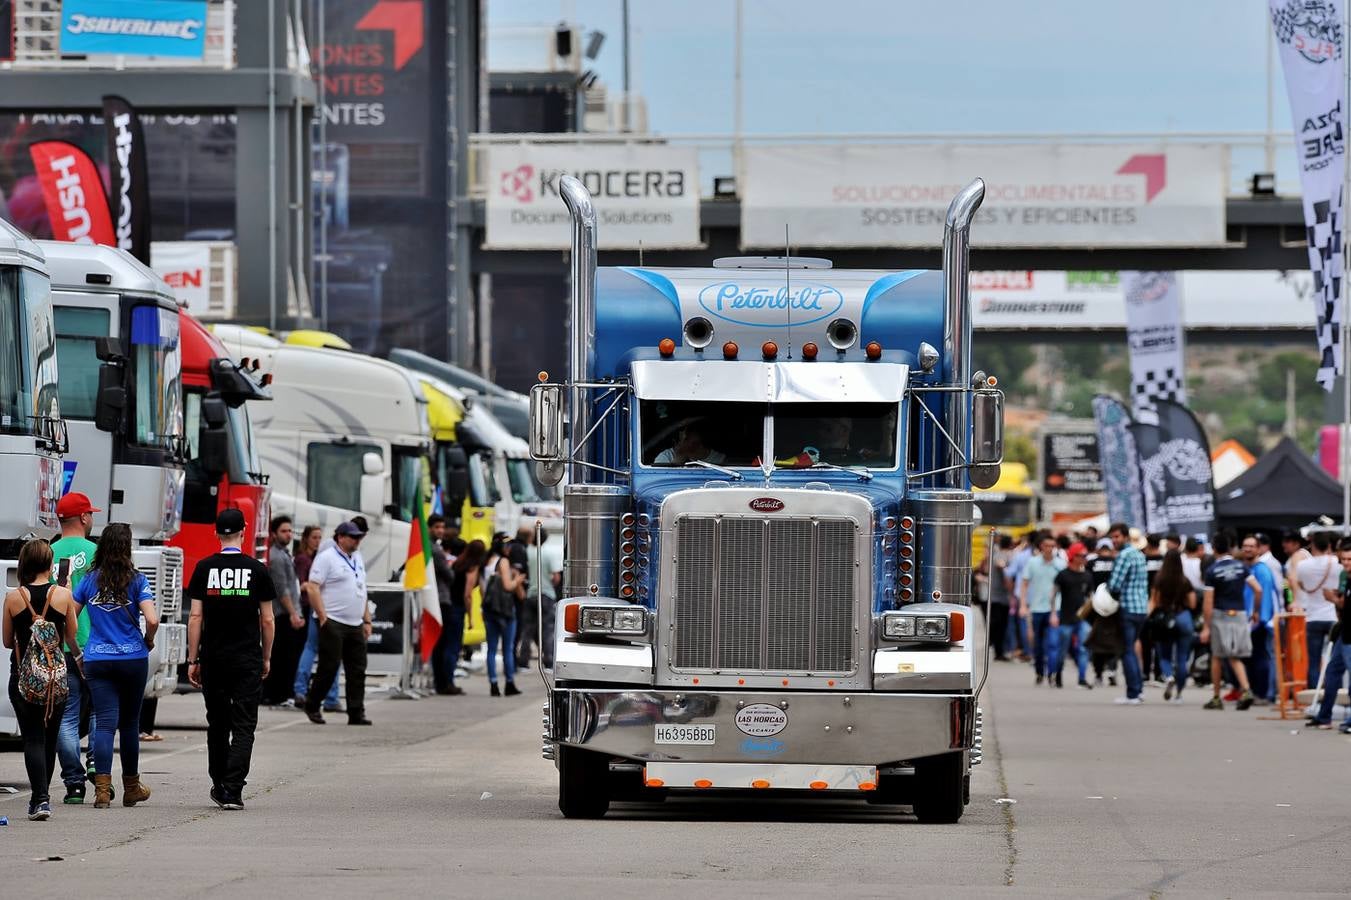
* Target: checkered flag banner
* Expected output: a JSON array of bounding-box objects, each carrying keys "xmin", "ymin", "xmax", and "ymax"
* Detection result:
[
  {"xmin": 1270, "ymin": 0, "xmax": 1346, "ymax": 390},
  {"xmin": 1121, "ymin": 271, "xmax": 1186, "ymax": 425}
]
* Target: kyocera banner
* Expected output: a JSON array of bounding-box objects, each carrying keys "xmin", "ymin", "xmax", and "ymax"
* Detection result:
[
  {"xmin": 485, "ymin": 145, "xmax": 701, "ymax": 249},
  {"xmin": 103, "ymin": 96, "xmax": 151, "ymax": 264},
  {"xmin": 741, "ymin": 144, "xmax": 1227, "ymax": 248},
  {"xmin": 61, "ymin": 0, "xmax": 207, "ymax": 59},
  {"xmin": 27, "ymin": 140, "xmax": 115, "ymax": 246}
]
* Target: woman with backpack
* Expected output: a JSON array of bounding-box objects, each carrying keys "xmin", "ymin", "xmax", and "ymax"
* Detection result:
[
  {"xmin": 481, "ymin": 535, "xmax": 524, "ymax": 697},
  {"xmin": 71, "ymin": 523, "xmax": 159, "ymax": 809},
  {"xmin": 2, "ymin": 539, "xmax": 81, "ymax": 821},
  {"xmin": 1148, "ymin": 548, "xmax": 1197, "ymax": 703}
]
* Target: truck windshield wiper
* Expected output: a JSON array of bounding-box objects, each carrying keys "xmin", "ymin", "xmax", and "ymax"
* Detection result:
[
  {"xmin": 682, "ymin": 459, "xmax": 744, "ymax": 481},
  {"xmin": 808, "ymin": 461, "xmax": 873, "ymax": 481}
]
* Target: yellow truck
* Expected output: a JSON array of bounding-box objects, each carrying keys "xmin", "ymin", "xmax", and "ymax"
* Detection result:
[{"xmin": 972, "ymin": 462, "xmax": 1037, "ymax": 568}]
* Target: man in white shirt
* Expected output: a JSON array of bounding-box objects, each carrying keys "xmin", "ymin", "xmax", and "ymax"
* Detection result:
[
  {"xmin": 1253, "ymin": 532, "xmax": 1285, "ymax": 600},
  {"xmin": 655, "ymin": 420, "xmax": 726, "ymax": 466},
  {"xmin": 1290, "ymin": 532, "xmax": 1339, "ymax": 689},
  {"xmin": 304, "ymin": 521, "xmax": 373, "ymax": 726}
]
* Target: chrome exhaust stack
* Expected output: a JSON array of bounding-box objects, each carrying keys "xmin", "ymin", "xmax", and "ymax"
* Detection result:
[
  {"xmin": 941, "ymin": 178, "xmax": 985, "ymax": 489},
  {"xmin": 560, "ymin": 175, "xmax": 597, "ymax": 485}
]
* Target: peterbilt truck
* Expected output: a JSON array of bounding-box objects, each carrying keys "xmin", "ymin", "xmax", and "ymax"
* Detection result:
[{"xmin": 530, "ymin": 177, "xmax": 1003, "ymax": 822}]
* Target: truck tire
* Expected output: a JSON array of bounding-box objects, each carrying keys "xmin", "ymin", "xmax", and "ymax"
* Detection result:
[
  {"xmin": 911, "ymin": 751, "xmax": 965, "ymax": 824},
  {"xmin": 557, "ymin": 745, "xmax": 611, "ymax": 819}
]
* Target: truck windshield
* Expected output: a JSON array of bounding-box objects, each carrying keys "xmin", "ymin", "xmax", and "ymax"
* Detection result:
[
  {"xmin": 130, "ymin": 305, "xmax": 184, "ymax": 452},
  {"xmin": 53, "ymin": 306, "xmax": 111, "ymax": 420},
  {"xmin": 975, "ymin": 492, "xmax": 1033, "ymax": 527},
  {"xmin": 640, "ymin": 399, "xmax": 766, "ymax": 467},
  {"xmin": 0, "ymin": 266, "xmax": 60, "ymax": 435},
  {"xmin": 773, "ymin": 402, "xmax": 898, "ymax": 468},
  {"xmin": 506, "ymin": 457, "xmax": 541, "ymax": 502},
  {"xmin": 469, "ymin": 451, "xmax": 501, "ymax": 506},
  {"xmin": 226, "ymin": 402, "xmax": 263, "ymax": 481}
]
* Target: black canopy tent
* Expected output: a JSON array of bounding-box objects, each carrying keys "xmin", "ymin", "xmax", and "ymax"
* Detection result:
[{"xmin": 1215, "ymin": 436, "xmax": 1344, "ymax": 531}]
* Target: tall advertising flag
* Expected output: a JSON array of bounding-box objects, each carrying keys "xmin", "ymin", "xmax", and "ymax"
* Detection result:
[
  {"xmin": 1129, "ymin": 400, "xmax": 1217, "ymax": 540},
  {"xmin": 102, "ymin": 96, "xmax": 151, "ymax": 264},
  {"xmin": 403, "ymin": 481, "xmax": 442, "ymax": 662},
  {"xmin": 1092, "ymin": 395, "xmax": 1146, "ymax": 529},
  {"xmin": 27, "ymin": 141, "xmax": 115, "ymax": 246},
  {"xmin": 1121, "ymin": 270, "xmax": 1187, "ymax": 425},
  {"xmin": 1270, "ymin": 0, "xmax": 1345, "ymax": 390}
]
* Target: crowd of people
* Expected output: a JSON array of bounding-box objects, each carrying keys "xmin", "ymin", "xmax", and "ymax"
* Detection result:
[
  {"xmin": 979, "ymin": 522, "xmax": 1351, "ymax": 724},
  {"xmin": 3, "ymin": 495, "xmax": 564, "ymax": 823}
]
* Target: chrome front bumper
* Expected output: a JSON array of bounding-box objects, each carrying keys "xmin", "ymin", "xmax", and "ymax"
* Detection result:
[{"xmin": 545, "ymin": 688, "xmax": 975, "ymax": 766}]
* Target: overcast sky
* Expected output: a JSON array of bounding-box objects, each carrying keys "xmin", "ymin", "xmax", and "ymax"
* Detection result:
[{"xmin": 488, "ymin": 0, "xmax": 1287, "ymax": 137}]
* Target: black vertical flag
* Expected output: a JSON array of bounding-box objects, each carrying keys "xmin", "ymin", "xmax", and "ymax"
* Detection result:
[
  {"xmin": 1128, "ymin": 399, "xmax": 1216, "ymax": 540},
  {"xmin": 102, "ymin": 95, "xmax": 150, "ymax": 264}
]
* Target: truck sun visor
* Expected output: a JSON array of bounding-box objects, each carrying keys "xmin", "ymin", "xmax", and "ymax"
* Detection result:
[{"xmin": 131, "ymin": 305, "xmax": 178, "ymax": 348}]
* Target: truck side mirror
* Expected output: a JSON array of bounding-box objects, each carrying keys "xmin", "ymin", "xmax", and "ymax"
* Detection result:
[
  {"xmin": 529, "ymin": 383, "xmax": 565, "ymax": 486},
  {"xmin": 197, "ymin": 394, "xmax": 230, "ymax": 474},
  {"xmin": 359, "ymin": 451, "xmax": 385, "ymax": 517},
  {"xmin": 93, "ymin": 362, "xmax": 126, "ymax": 434},
  {"xmin": 443, "ymin": 445, "xmax": 470, "ymax": 506},
  {"xmin": 969, "ymin": 388, "xmax": 1004, "ymax": 489}
]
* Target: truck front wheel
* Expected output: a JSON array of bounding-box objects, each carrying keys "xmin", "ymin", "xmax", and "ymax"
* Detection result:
[
  {"xmin": 911, "ymin": 751, "xmax": 966, "ymax": 824},
  {"xmin": 557, "ymin": 745, "xmax": 611, "ymax": 819}
]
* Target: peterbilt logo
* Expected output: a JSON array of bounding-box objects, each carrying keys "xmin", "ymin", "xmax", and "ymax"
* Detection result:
[{"xmin": 748, "ymin": 497, "xmax": 785, "ymax": 512}]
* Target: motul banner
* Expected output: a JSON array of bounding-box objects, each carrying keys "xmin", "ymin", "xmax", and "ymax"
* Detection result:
[
  {"xmin": 740, "ymin": 143, "xmax": 1227, "ymax": 248},
  {"xmin": 102, "ymin": 96, "xmax": 151, "ymax": 264},
  {"xmin": 485, "ymin": 144, "xmax": 701, "ymax": 249},
  {"xmin": 1129, "ymin": 399, "xmax": 1216, "ymax": 540},
  {"xmin": 1121, "ymin": 271, "xmax": 1187, "ymax": 425},
  {"xmin": 1092, "ymin": 395, "xmax": 1145, "ymax": 529},
  {"xmin": 27, "ymin": 140, "xmax": 115, "ymax": 246},
  {"xmin": 1270, "ymin": 0, "xmax": 1345, "ymax": 390}
]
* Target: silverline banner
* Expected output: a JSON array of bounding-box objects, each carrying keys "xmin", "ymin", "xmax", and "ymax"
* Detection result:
[{"xmin": 1269, "ymin": 0, "xmax": 1345, "ymax": 390}]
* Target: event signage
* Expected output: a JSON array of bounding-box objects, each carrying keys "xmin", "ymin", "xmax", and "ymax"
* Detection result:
[
  {"xmin": 1041, "ymin": 431, "xmax": 1103, "ymax": 493},
  {"xmin": 1269, "ymin": 0, "xmax": 1345, "ymax": 390},
  {"xmin": 740, "ymin": 144, "xmax": 1227, "ymax": 248},
  {"xmin": 60, "ymin": 0, "xmax": 208, "ymax": 59},
  {"xmin": 27, "ymin": 140, "xmax": 115, "ymax": 246},
  {"xmin": 485, "ymin": 144, "xmax": 701, "ymax": 249},
  {"xmin": 1121, "ymin": 271, "xmax": 1187, "ymax": 424},
  {"xmin": 150, "ymin": 242, "xmax": 213, "ymax": 315},
  {"xmin": 102, "ymin": 96, "xmax": 151, "ymax": 265},
  {"xmin": 1092, "ymin": 395, "xmax": 1145, "ymax": 529},
  {"xmin": 1128, "ymin": 400, "xmax": 1216, "ymax": 540}
]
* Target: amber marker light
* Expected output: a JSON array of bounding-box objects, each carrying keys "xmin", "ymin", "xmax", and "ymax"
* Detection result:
[
  {"xmin": 809, "ymin": 781, "xmax": 829, "ymax": 790},
  {"xmin": 563, "ymin": 603, "xmax": 579, "ymax": 634},
  {"xmin": 537, "ymin": 370, "xmax": 549, "ymax": 382},
  {"xmin": 722, "ymin": 341, "xmax": 739, "ymax": 359},
  {"xmin": 751, "ymin": 780, "xmax": 771, "ymax": 789},
  {"xmin": 950, "ymin": 612, "xmax": 966, "ymax": 642},
  {"xmin": 694, "ymin": 779, "xmax": 713, "ymax": 789},
  {"xmin": 762, "ymin": 341, "xmax": 778, "ymax": 360},
  {"xmin": 645, "ymin": 778, "xmax": 665, "ymax": 788},
  {"xmin": 801, "ymin": 342, "xmax": 819, "ymax": 360},
  {"xmin": 858, "ymin": 781, "xmax": 878, "ymax": 792},
  {"xmin": 865, "ymin": 341, "xmax": 883, "ymax": 360},
  {"xmin": 658, "ymin": 338, "xmax": 676, "ymax": 358}
]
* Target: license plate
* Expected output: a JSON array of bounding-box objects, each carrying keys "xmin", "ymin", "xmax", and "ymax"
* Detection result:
[{"xmin": 654, "ymin": 724, "xmax": 717, "ymax": 745}]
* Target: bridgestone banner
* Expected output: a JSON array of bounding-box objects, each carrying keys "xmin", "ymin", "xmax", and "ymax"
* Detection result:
[
  {"xmin": 740, "ymin": 144, "xmax": 1227, "ymax": 248},
  {"xmin": 1128, "ymin": 399, "xmax": 1217, "ymax": 540},
  {"xmin": 27, "ymin": 140, "xmax": 115, "ymax": 246},
  {"xmin": 1092, "ymin": 395, "xmax": 1145, "ymax": 530},
  {"xmin": 485, "ymin": 145, "xmax": 700, "ymax": 249},
  {"xmin": 102, "ymin": 96, "xmax": 151, "ymax": 265},
  {"xmin": 1270, "ymin": 0, "xmax": 1346, "ymax": 390},
  {"xmin": 1121, "ymin": 271, "xmax": 1187, "ymax": 425}
]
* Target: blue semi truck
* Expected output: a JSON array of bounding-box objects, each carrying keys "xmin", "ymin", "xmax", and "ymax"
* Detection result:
[{"xmin": 530, "ymin": 176, "xmax": 1003, "ymax": 823}]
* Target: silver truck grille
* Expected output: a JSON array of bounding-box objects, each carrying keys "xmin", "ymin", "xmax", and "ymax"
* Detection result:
[{"xmin": 673, "ymin": 516, "xmax": 856, "ymax": 674}]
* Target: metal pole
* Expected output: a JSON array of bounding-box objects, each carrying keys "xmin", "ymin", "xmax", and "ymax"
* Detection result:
[
  {"xmin": 621, "ymin": 0, "xmax": 630, "ymax": 133},
  {"xmin": 267, "ymin": 0, "xmax": 278, "ymax": 332},
  {"xmin": 293, "ymin": 0, "xmax": 305, "ymax": 321},
  {"xmin": 734, "ymin": 0, "xmax": 743, "ymax": 190},
  {"xmin": 1265, "ymin": 13, "xmax": 1275, "ymax": 173},
  {"xmin": 319, "ymin": 0, "xmax": 328, "ymax": 331}
]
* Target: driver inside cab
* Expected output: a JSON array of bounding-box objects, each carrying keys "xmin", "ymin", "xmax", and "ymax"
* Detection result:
[{"xmin": 655, "ymin": 420, "xmax": 726, "ymax": 466}]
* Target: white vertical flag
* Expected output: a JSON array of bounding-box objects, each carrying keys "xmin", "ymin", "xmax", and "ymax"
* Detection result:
[
  {"xmin": 1122, "ymin": 271, "xmax": 1187, "ymax": 426},
  {"xmin": 1270, "ymin": 0, "xmax": 1346, "ymax": 390}
]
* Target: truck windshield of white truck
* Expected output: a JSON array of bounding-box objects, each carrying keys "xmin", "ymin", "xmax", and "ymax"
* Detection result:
[
  {"xmin": 129, "ymin": 305, "xmax": 184, "ymax": 452},
  {"xmin": 640, "ymin": 400, "xmax": 898, "ymax": 470},
  {"xmin": 0, "ymin": 266, "xmax": 60, "ymax": 434}
]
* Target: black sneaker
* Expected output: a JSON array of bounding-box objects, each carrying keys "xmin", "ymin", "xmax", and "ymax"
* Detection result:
[
  {"xmin": 306, "ymin": 710, "xmax": 326, "ymax": 725},
  {"xmin": 222, "ymin": 794, "xmax": 244, "ymax": 811},
  {"xmin": 1035, "ymin": 674, "xmax": 1044, "ymax": 685},
  {"xmin": 1236, "ymin": 691, "xmax": 1255, "ymax": 711},
  {"xmin": 348, "ymin": 716, "xmax": 373, "ymax": 726},
  {"xmin": 490, "ymin": 683, "xmax": 501, "ymax": 697},
  {"xmin": 504, "ymin": 681, "xmax": 522, "ymax": 696},
  {"xmin": 210, "ymin": 786, "xmax": 228, "ymax": 809},
  {"xmin": 1054, "ymin": 672, "xmax": 1064, "ymax": 689},
  {"xmin": 1078, "ymin": 679, "xmax": 1092, "ymax": 690},
  {"xmin": 28, "ymin": 801, "xmax": 51, "ymax": 821},
  {"xmin": 64, "ymin": 783, "xmax": 85, "ymax": 804}
]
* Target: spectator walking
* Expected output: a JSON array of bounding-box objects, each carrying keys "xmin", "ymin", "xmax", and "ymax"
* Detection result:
[
  {"xmin": 304, "ymin": 521, "xmax": 372, "ymax": 726},
  {"xmin": 1149, "ymin": 549, "xmax": 1197, "ymax": 704},
  {"xmin": 72, "ymin": 523, "xmax": 158, "ymax": 809},
  {"xmin": 482, "ymin": 538, "xmax": 524, "ymax": 697},
  {"xmin": 1005, "ymin": 534, "xmax": 1035, "ymax": 661},
  {"xmin": 291, "ymin": 525, "xmax": 340, "ymax": 712},
  {"xmin": 3, "ymin": 540, "xmax": 81, "ymax": 821},
  {"xmin": 535, "ymin": 530, "xmax": 564, "ymax": 670},
  {"xmin": 1107, "ymin": 522, "xmax": 1149, "ymax": 704},
  {"xmin": 1051, "ymin": 543, "xmax": 1093, "ymax": 688},
  {"xmin": 51, "ymin": 491, "xmax": 100, "ymax": 804},
  {"xmin": 1181, "ymin": 538, "xmax": 1206, "ymax": 593},
  {"xmin": 1019, "ymin": 534, "xmax": 1064, "ymax": 685},
  {"xmin": 1201, "ymin": 533, "xmax": 1259, "ymax": 711},
  {"xmin": 428, "ymin": 516, "xmax": 463, "ymax": 695},
  {"xmin": 1242, "ymin": 535, "xmax": 1279, "ymax": 702},
  {"xmin": 510, "ymin": 528, "xmax": 537, "ymax": 669},
  {"xmin": 185, "ymin": 509, "xmax": 277, "ymax": 810},
  {"xmin": 1290, "ymin": 532, "xmax": 1339, "ymax": 689},
  {"xmin": 263, "ymin": 515, "xmax": 304, "ymax": 706},
  {"xmin": 987, "ymin": 535, "xmax": 1013, "ymax": 662},
  {"xmin": 1309, "ymin": 539, "xmax": 1351, "ymax": 731}
]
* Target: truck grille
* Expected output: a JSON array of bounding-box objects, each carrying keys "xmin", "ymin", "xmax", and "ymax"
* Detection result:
[
  {"xmin": 673, "ymin": 516, "xmax": 856, "ymax": 674},
  {"xmin": 134, "ymin": 547, "xmax": 184, "ymax": 622}
]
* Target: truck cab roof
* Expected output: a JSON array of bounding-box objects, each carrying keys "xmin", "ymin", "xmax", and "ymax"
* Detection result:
[
  {"xmin": 36, "ymin": 241, "xmax": 176, "ymax": 304},
  {"xmin": 0, "ymin": 219, "xmax": 45, "ymax": 271}
]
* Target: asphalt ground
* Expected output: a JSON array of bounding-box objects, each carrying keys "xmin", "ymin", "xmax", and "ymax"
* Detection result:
[{"xmin": 1, "ymin": 658, "xmax": 1347, "ymax": 898}]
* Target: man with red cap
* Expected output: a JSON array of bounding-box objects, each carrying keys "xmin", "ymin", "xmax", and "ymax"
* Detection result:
[
  {"xmin": 1051, "ymin": 542, "xmax": 1095, "ymax": 689},
  {"xmin": 52, "ymin": 491, "xmax": 101, "ymax": 803}
]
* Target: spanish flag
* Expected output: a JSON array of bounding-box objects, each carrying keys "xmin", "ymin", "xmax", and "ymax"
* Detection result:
[{"xmin": 405, "ymin": 488, "xmax": 441, "ymax": 660}]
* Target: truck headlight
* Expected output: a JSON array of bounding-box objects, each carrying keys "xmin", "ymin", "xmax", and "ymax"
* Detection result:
[
  {"xmin": 566, "ymin": 603, "xmax": 648, "ymax": 637},
  {"xmin": 883, "ymin": 615, "xmax": 915, "ymax": 639},
  {"xmin": 879, "ymin": 612, "xmax": 963, "ymax": 643}
]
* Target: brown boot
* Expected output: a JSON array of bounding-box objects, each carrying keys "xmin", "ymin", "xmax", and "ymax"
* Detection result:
[
  {"xmin": 122, "ymin": 775, "xmax": 151, "ymax": 807},
  {"xmin": 93, "ymin": 774, "xmax": 113, "ymax": 809}
]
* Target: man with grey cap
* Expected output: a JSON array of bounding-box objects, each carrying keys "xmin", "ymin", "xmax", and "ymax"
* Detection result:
[
  {"xmin": 304, "ymin": 521, "xmax": 373, "ymax": 725},
  {"xmin": 186, "ymin": 508, "xmax": 277, "ymax": 810}
]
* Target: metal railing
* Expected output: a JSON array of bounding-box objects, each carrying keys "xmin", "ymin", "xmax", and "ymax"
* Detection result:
[{"xmin": 468, "ymin": 130, "xmax": 1300, "ymax": 201}]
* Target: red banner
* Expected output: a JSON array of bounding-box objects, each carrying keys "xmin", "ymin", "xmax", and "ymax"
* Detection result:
[{"xmin": 28, "ymin": 140, "xmax": 114, "ymax": 246}]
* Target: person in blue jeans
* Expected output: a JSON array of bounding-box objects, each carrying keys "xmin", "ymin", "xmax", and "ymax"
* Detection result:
[
  {"xmin": 1310, "ymin": 541, "xmax": 1351, "ymax": 730},
  {"xmin": 482, "ymin": 550, "xmax": 524, "ymax": 697},
  {"xmin": 1019, "ymin": 534, "xmax": 1064, "ymax": 685},
  {"xmin": 1149, "ymin": 549, "xmax": 1197, "ymax": 703},
  {"xmin": 72, "ymin": 524, "xmax": 158, "ymax": 809},
  {"xmin": 1107, "ymin": 523, "xmax": 1151, "ymax": 704},
  {"xmin": 1051, "ymin": 543, "xmax": 1094, "ymax": 688},
  {"xmin": 1241, "ymin": 535, "xmax": 1280, "ymax": 702},
  {"xmin": 291, "ymin": 526, "xmax": 341, "ymax": 711}
]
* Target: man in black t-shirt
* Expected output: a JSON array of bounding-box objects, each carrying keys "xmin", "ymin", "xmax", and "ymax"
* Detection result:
[
  {"xmin": 1051, "ymin": 543, "xmax": 1095, "ymax": 688},
  {"xmin": 186, "ymin": 508, "xmax": 277, "ymax": 811}
]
